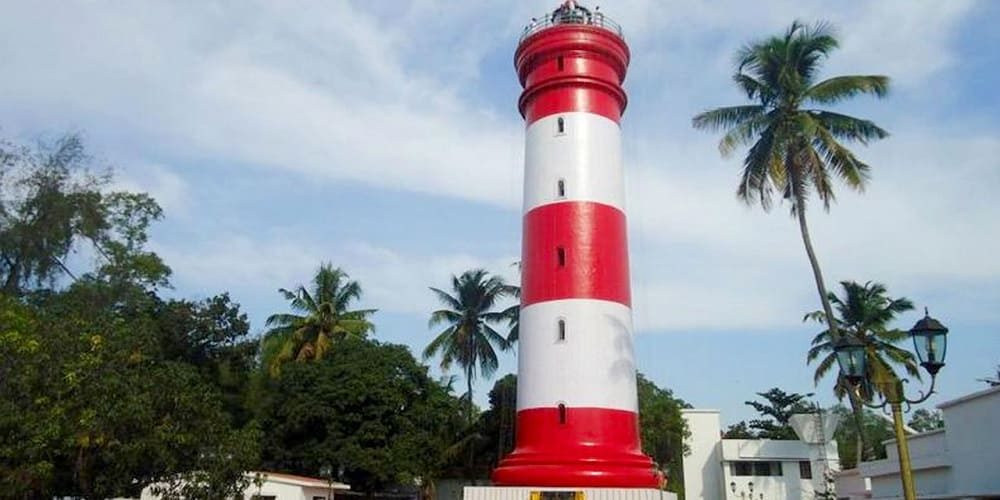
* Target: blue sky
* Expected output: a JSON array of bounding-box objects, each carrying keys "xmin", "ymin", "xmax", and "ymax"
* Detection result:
[{"xmin": 2, "ymin": 0, "xmax": 999, "ymax": 426}]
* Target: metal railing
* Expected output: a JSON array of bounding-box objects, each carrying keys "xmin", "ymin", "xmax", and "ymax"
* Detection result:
[{"xmin": 519, "ymin": 10, "xmax": 623, "ymax": 42}]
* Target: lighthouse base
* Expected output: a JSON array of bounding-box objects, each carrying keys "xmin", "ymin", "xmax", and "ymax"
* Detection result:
[{"xmin": 464, "ymin": 487, "xmax": 675, "ymax": 500}]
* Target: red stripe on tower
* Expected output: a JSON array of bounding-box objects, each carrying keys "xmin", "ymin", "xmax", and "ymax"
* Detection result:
[
  {"xmin": 493, "ymin": 1, "xmax": 660, "ymax": 489},
  {"xmin": 521, "ymin": 202, "xmax": 631, "ymax": 307}
]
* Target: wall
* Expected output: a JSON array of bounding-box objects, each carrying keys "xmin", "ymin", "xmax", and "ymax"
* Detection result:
[
  {"xmin": 860, "ymin": 385, "xmax": 1000, "ymax": 499},
  {"xmin": 939, "ymin": 386, "xmax": 1000, "ymax": 495},
  {"xmin": 681, "ymin": 410, "xmax": 723, "ymax": 500}
]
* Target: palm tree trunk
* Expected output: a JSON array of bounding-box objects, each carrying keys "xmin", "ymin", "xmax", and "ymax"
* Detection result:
[
  {"xmin": 794, "ymin": 195, "xmax": 841, "ymax": 342},
  {"xmin": 846, "ymin": 390, "xmax": 870, "ymax": 466},
  {"xmin": 466, "ymin": 365, "xmax": 474, "ymax": 425}
]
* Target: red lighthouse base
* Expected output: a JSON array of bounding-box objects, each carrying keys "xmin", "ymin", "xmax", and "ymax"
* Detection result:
[{"xmin": 491, "ymin": 408, "xmax": 661, "ymax": 488}]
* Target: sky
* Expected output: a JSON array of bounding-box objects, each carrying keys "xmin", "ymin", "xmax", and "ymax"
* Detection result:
[{"xmin": 1, "ymin": 0, "xmax": 999, "ymax": 427}]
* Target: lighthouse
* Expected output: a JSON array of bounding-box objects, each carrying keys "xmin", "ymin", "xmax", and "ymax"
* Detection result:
[{"xmin": 492, "ymin": 1, "xmax": 660, "ymax": 489}]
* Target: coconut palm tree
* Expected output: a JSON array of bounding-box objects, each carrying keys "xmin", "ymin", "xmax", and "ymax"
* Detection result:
[
  {"xmin": 805, "ymin": 280, "xmax": 919, "ymax": 461},
  {"xmin": 692, "ymin": 21, "xmax": 890, "ymax": 343},
  {"xmin": 261, "ymin": 263, "xmax": 375, "ymax": 376},
  {"xmin": 424, "ymin": 269, "xmax": 514, "ymax": 423}
]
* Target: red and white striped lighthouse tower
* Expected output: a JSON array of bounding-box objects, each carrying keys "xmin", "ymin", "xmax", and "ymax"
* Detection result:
[{"xmin": 492, "ymin": 1, "xmax": 660, "ymax": 489}]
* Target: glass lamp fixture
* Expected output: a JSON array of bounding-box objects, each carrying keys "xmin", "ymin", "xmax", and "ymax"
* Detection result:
[{"xmin": 910, "ymin": 309, "xmax": 948, "ymax": 376}]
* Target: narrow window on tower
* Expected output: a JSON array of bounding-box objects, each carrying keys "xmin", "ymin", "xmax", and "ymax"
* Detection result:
[
  {"xmin": 556, "ymin": 116, "xmax": 565, "ymax": 135},
  {"xmin": 558, "ymin": 403, "xmax": 567, "ymax": 424},
  {"xmin": 557, "ymin": 55, "xmax": 564, "ymax": 71},
  {"xmin": 556, "ymin": 246, "xmax": 566, "ymax": 267},
  {"xmin": 557, "ymin": 178, "xmax": 566, "ymax": 198},
  {"xmin": 557, "ymin": 319, "xmax": 566, "ymax": 341}
]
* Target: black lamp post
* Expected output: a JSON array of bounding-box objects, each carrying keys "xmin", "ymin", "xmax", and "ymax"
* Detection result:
[{"xmin": 832, "ymin": 309, "xmax": 949, "ymax": 500}]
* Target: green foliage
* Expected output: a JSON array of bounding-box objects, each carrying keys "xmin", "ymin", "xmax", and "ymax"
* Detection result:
[
  {"xmin": 722, "ymin": 421, "xmax": 755, "ymax": 439},
  {"xmin": 724, "ymin": 388, "xmax": 815, "ymax": 440},
  {"xmin": 0, "ymin": 131, "xmax": 256, "ymax": 498},
  {"xmin": 693, "ymin": 21, "xmax": 892, "ymax": 347},
  {"xmin": 258, "ymin": 339, "xmax": 464, "ymax": 495},
  {"xmin": 908, "ymin": 408, "xmax": 944, "ymax": 432},
  {"xmin": 424, "ymin": 269, "xmax": 516, "ymax": 422},
  {"xmin": 153, "ymin": 293, "xmax": 259, "ymax": 426},
  {"xmin": 828, "ymin": 405, "xmax": 893, "ymax": 469},
  {"xmin": 262, "ymin": 263, "xmax": 376, "ymax": 376},
  {"xmin": 0, "ymin": 282, "xmax": 259, "ymax": 498},
  {"xmin": 744, "ymin": 388, "xmax": 815, "ymax": 440},
  {"xmin": 637, "ymin": 374, "xmax": 690, "ymax": 496},
  {"xmin": 0, "ymin": 132, "xmax": 170, "ymax": 296},
  {"xmin": 805, "ymin": 280, "xmax": 917, "ymax": 460}
]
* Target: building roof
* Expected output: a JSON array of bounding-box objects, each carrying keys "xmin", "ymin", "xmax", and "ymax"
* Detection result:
[
  {"xmin": 936, "ymin": 384, "xmax": 1000, "ymax": 409},
  {"xmin": 248, "ymin": 471, "xmax": 350, "ymax": 490}
]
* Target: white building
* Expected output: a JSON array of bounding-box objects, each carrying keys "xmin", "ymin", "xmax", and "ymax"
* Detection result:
[
  {"xmin": 682, "ymin": 409, "xmax": 839, "ymax": 500},
  {"xmin": 855, "ymin": 385, "xmax": 1000, "ymax": 499},
  {"xmin": 140, "ymin": 471, "xmax": 350, "ymax": 500}
]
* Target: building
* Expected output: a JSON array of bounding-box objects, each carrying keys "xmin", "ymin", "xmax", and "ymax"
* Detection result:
[
  {"xmin": 139, "ymin": 471, "xmax": 350, "ymax": 500},
  {"xmin": 491, "ymin": 0, "xmax": 660, "ymax": 489},
  {"xmin": 683, "ymin": 409, "xmax": 839, "ymax": 500},
  {"xmin": 856, "ymin": 385, "xmax": 1000, "ymax": 499}
]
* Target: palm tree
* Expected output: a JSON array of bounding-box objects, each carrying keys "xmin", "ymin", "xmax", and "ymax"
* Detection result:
[
  {"xmin": 424, "ymin": 269, "xmax": 514, "ymax": 423},
  {"xmin": 805, "ymin": 280, "xmax": 919, "ymax": 461},
  {"xmin": 692, "ymin": 21, "xmax": 890, "ymax": 343},
  {"xmin": 261, "ymin": 263, "xmax": 375, "ymax": 376}
]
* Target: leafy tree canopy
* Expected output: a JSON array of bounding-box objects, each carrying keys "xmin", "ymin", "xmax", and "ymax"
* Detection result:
[
  {"xmin": 908, "ymin": 408, "xmax": 944, "ymax": 432},
  {"xmin": 259, "ymin": 339, "xmax": 464, "ymax": 495},
  {"xmin": 637, "ymin": 373, "xmax": 691, "ymax": 496},
  {"xmin": 0, "ymin": 132, "xmax": 170, "ymax": 296},
  {"xmin": 0, "ymin": 282, "xmax": 258, "ymax": 498},
  {"xmin": 828, "ymin": 404, "xmax": 894, "ymax": 469},
  {"xmin": 726, "ymin": 388, "xmax": 816, "ymax": 440},
  {"xmin": 262, "ymin": 263, "xmax": 376, "ymax": 376}
]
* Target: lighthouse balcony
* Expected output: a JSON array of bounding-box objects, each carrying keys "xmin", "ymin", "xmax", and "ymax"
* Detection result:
[{"xmin": 520, "ymin": 2, "xmax": 623, "ymax": 42}]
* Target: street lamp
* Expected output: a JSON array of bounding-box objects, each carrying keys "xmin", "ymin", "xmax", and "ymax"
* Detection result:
[{"xmin": 833, "ymin": 309, "xmax": 949, "ymax": 500}]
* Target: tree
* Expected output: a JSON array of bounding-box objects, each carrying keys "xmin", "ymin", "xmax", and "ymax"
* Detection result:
[
  {"xmin": 0, "ymin": 132, "xmax": 170, "ymax": 296},
  {"xmin": 743, "ymin": 388, "xmax": 815, "ymax": 440},
  {"xmin": 908, "ymin": 408, "xmax": 944, "ymax": 432},
  {"xmin": 805, "ymin": 280, "xmax": 919, "ymax": 460},
  {"xmin": 423, "ymin": 269, "xmax": 514, "ymax": 423},
  {"xmin": 722, "ymin": 421, "xmax": 756, "ymax": 439},
  {"xmin": 692, "ymin": 21, "xmax": 890, "ymax": 344},
  {"xmin": 637, "ymin": 374, "xmax": 690, "ymax": 496},
  {"xmin": 261, "ymin": 264, "xmax": 376, "ymax": 376},
  {"xmin": 0, "ymin": 282, "xmax": 259, "ymax": 498},
  {"xmin": 828, "ymin": 404, "xmax": 894, "ymax": 469},
  {"xmin": 258, "ymin": 339, "xmax": 464, "ymax": 495},
  {"xmin": 153, "ymin": 293, "xmax": 258, "ymax": 426}
]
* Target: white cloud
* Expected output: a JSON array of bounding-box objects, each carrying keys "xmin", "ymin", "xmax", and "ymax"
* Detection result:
[
  {"xmin": 113, "ymin": 163, "xmax": 191, "ymax": 216},
  {"xmin": 1, "ymin": 0, "xmax": 994, "ymax": 335}
]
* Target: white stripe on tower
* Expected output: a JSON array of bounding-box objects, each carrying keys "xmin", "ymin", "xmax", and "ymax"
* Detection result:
[{"xmin": 523, "ymin": 112, "xmax": 625, "ymax": 213}]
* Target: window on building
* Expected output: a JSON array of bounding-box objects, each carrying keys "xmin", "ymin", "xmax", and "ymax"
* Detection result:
[
  {"xmin": 557, "ymin": 178, "xmax": 566, "ymax": 197},
  {"xmin": 556, "ymin": 246, "xmax": 566, "ymax": 267},
  {"xmin": 730, "ymin": 461, "xmax": 783, "ymax": 476},
  {"xmin": 556, "ymin": 116, "xmax": 565, "ymax": 134},
  {"xmin": 557, "ymin": 319, "xmax": 566, "ymax": 341},
  {"xmin": 557, "ymin": 56, "xmax": 564, "ymax": 71},
  {"xmin": 558, "ymin": 403, "xmax": 567, "ymax": 424},
  {"xmin": 799, "ymin": 461, "xmax": 813, "ymax": 479},
  {"xmin": 313, "ymin": 497, "xmax": 327, "ymax": 500},
  {"xmin": 731, "ymin": 462, "xmax": 753, "ymax": 476}
]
